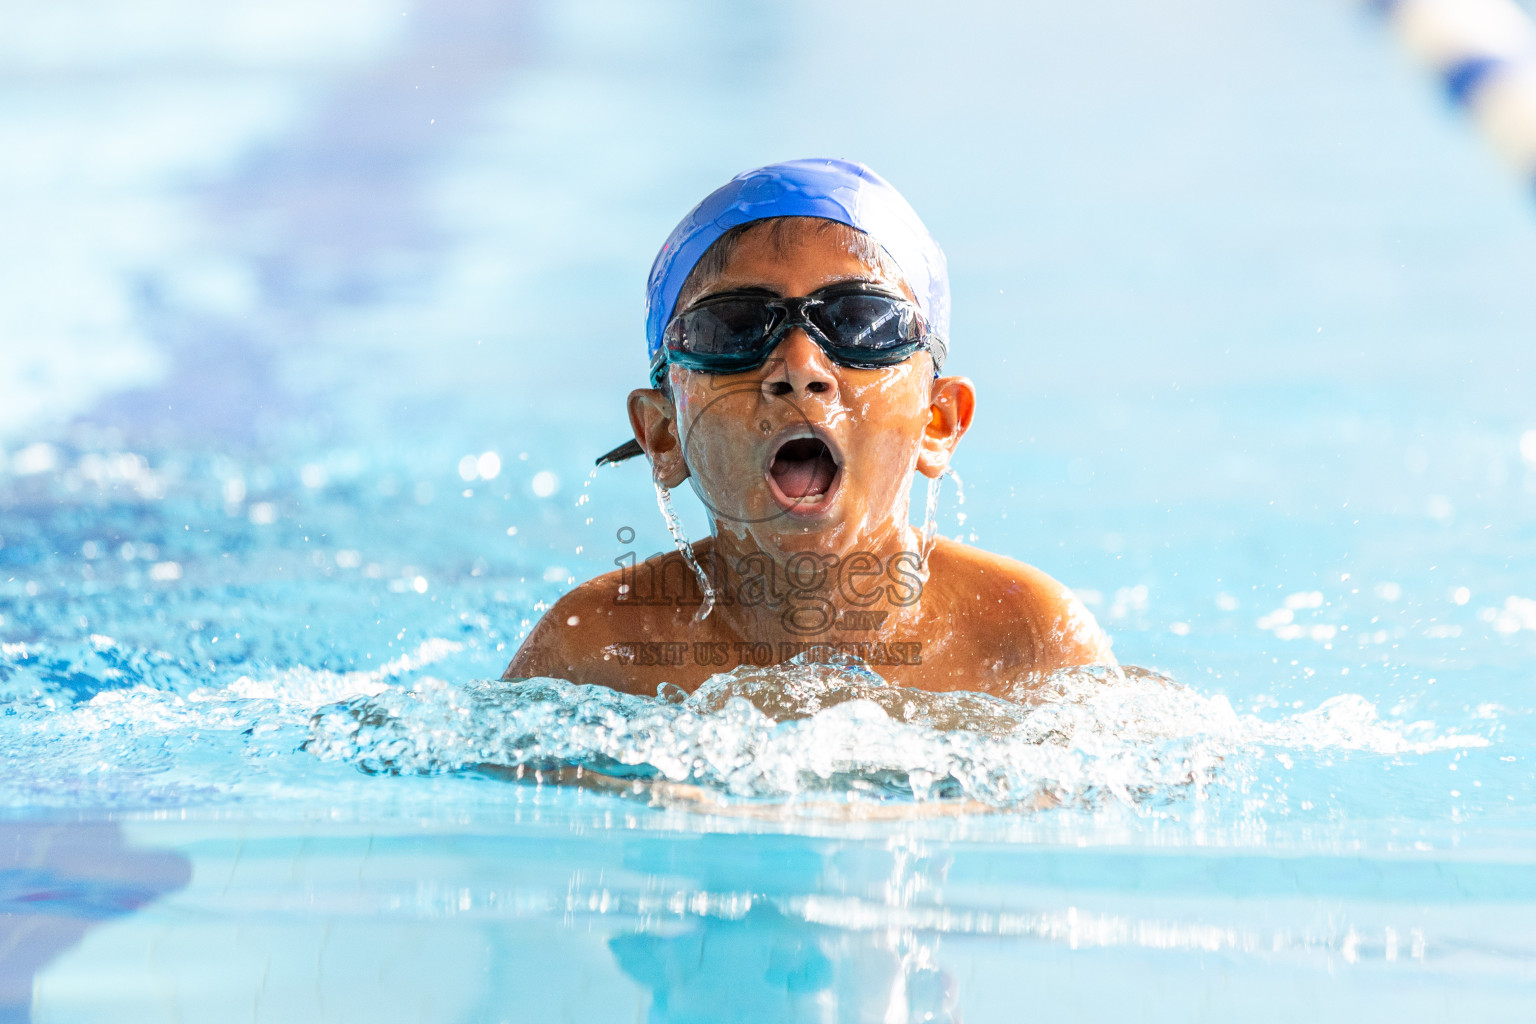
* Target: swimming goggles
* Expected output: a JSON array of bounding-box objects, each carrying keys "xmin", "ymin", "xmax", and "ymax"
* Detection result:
[
  {"xmin": 597, "ymin": 283, "xmax": 946, "ymax": 466},
  {"xmin": 649, "ymin": 283, "xmax": 944, "ymax": 388}
]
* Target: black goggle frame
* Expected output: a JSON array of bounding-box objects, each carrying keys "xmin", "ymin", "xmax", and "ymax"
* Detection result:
[
  {"xmin": 647, "ymin": 284, "xmax": 946, "ymax": 388},
  {"xmin": 598, "ymin": 285, "xmax": 948, "ymax": 466}
]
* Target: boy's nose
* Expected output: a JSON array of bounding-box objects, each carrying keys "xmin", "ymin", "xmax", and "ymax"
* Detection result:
[{"xmin": 762, "ymin": 329, "xmax": 838, "ymax": 400}]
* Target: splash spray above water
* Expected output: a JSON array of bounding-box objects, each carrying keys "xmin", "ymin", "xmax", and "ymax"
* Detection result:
[
  {"xmin": 302, "ymin": 650, "xmax": 1490, "ymax": 816},
  {"xmin": 0, "ymin": 630, "xmax": 1493, "ymax": 816}
]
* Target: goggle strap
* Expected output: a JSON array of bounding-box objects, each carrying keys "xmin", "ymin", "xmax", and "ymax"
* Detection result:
[
  {"xmin": 596, "ymin": 438, "xmax": 645, "ymax": 466},
  {"xmin": 648, "ymin": 349, "xmax": 670, "ymax": 388},
  {"xmin": 928, "ymin": 334, "xmax": 948, "ymax": 374}
]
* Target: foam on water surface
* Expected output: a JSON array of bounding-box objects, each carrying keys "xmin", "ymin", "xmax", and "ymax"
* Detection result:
[
  {"xmin": 0, "ymin": 632, "xmax": 1488, "ymax": 824},
  {"xmin": 304, "ymin": 654, "xmax": 1489, "ymax": 814}
]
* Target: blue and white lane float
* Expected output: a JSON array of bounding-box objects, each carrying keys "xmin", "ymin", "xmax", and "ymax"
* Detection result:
[{"xmin": 1374, "ymin": 0, "xmax": 1536, "ymax": 182}]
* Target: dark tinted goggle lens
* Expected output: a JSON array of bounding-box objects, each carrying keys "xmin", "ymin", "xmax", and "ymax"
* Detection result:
[
  {"xmin": 659, "ymin": 290, "xmax": 928, "ymax": 381},
  {"xmin": 669, "ymin": 299, "xmax": 779, "ymax": 366},
  {"xmin": 814, "ymin": 292, "xmax": 924, "ymax": 360}
]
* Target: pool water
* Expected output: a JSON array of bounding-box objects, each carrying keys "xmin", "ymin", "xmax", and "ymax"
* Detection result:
[{"xmin": 4, "ymin": 0, "xmax": 1536, "ymax": 1019}]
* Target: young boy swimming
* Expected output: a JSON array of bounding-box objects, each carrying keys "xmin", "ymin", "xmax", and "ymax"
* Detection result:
[{"xmin": 505, "ymin": 159, "xmax": 1114, "ymax": 695}]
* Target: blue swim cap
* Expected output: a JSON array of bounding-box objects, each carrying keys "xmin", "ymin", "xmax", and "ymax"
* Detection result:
[{"xmin": 644, "ymin": 158, "xmax": 950, "ymax": 371}]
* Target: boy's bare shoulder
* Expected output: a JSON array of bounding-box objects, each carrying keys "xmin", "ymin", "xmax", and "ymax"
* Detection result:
[
  {"xmin": 500, "ymin": 556, "xmax": 698, "ymax": 692},
  {"xmin": 927, "ymin": 539, "xmax": 1114, "ymax": 673}
]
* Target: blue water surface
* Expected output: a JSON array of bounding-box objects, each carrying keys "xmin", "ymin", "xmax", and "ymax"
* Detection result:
[{"xmin": 3, "ymin": 0, "xmax": 1536, "ymax": 1019}]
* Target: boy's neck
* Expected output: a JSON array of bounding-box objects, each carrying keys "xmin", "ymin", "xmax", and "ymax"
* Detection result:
[{"xmin": 695, "ymin": 516, "xmax": 932, "ymax": 647}]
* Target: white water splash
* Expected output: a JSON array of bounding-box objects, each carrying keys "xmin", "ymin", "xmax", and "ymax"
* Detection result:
[
  {"xmin": 0, "ymin": 637, "xmax": 1490, "ymax": 814},
  {"xmin": 0, "ymin": 640, "xmax": 464, "ymax": 807},
  {"xmin": 304, "ymin": 653, "xmax": 1489, "ymax": 812}
]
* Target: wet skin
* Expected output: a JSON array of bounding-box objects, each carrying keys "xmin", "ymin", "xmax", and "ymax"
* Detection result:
[{"xmin": 504, "ymin": 220, "xmax": 1115, "ymax": 695}]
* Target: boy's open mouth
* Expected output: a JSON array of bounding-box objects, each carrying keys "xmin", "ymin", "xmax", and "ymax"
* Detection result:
[{"xmin": 765, "ymin": 434, "xmax": 842, "ymax": 514}]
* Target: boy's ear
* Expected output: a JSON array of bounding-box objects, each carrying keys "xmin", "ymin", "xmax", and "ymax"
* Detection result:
[
  {"xmin": 628, "ymin": 388, "xmax": 690, "ymax": 487},
  {"xmin": 916, "ymin": 376, "xmax": 975, "ymax": 479}
]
